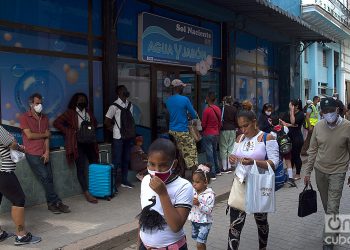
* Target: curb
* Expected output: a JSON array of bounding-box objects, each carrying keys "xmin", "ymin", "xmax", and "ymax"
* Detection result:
[{"xmin": 58, "ymin": 191, "xmax": 230, "ymax": 250}]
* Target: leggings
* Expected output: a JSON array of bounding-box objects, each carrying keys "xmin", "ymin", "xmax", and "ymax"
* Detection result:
[
  {"xmin": 0, "ymin": 171, "xmax": 25, "ymax": 207},
  {"xmin": 75, "ymin": 143, "xmax": 98, "ymax": 192},
  {"xmin": 228, "ymin": 207, "xmax": 269, "ymax": 250},
  {"xmin": 290, "ymin": 133, "xmax": 304, "ymax": 175}
]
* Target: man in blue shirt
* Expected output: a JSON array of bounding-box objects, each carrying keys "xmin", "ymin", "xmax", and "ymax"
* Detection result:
[{"xmin": 166, "ymin": 79, "xmax": 198, "ymax": 173}]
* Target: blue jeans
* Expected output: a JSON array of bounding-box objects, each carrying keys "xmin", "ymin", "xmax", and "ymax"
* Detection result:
[
  {"xmin": 112, "ymin": 138, "xmax": 132, "ymax": 184},
  {"xmin": 202, "ymin": 135, "xmax": 220, "ymax": 175},
  {"xmin": 25, "ymin": 154, "xmax": 61, "ymax": 205},
  {"xmin": 191, "ymin": 222, "xmax": 212, "ymax": 244}
]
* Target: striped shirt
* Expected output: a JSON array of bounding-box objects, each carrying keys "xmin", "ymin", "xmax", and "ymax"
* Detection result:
[{"xmin": 0, "ymin": 125, "xmax": 16, "ymax": 172}]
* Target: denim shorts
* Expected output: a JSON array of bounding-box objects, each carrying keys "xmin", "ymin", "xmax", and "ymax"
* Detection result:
[{"xmin": 191, "ymin": 222, "xmax": 212, "ymax": 244}]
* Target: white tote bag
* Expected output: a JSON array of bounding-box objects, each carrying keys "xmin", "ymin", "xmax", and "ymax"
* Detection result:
[{"xmin": 245, "ymin": 161, "xmax": 275, "ymax": 214}]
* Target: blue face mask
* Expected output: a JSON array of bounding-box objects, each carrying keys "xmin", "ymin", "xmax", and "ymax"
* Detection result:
[{"xmin": 323, "ymin": 112, "xmax": 338, "ymax": 124}]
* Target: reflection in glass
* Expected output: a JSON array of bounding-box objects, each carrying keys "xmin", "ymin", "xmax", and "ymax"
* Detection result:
[
  {"xmin": 200, "ymin": 71, "xmax": 220, "ymax": 117},
  {"xmin": 118, "ymin": 63, "xmax": 151, "ymax": 127}
]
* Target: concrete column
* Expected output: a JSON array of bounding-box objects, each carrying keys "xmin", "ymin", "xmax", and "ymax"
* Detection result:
[
  {"xmin": 327, "ymin": 48, "xmax": 334, "ymax": 93},
  {"xmin": 310, "ymin": 43, "xmax": 318, "ymax": 97}
]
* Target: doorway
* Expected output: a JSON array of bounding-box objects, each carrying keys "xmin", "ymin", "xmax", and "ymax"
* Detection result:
[{"xmin": 151, "ymin": 65, "xmax": 198, "ymax": 139}]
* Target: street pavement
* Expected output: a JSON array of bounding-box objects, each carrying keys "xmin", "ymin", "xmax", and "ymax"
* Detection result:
[{"xmin": 123, "ymin": 169, "xmax": 350, "ymax": 250}]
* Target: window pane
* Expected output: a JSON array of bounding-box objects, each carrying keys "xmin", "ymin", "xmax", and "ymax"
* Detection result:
[
  {"xmin": 199, "ymin": 71, "xmax": 220, "ymax": 116},
  {"xmin": 234, "ymin": 75, "xmax": 256, "ymax": 107},
  {"xmin": 118, "ymin": 62, "xmax": 151, "ymax": 127},
  {"xmin": 236, "ymin": 32, "xmax": 256, "ymax": 64},
  {"xmin": 0, "ymin": 28, "xmax": 88, "ymax": 55},
  {"xmin": 0, "ymin": 51, "xmax": 90, "ymax": 148},
  {"xmin": 0, "ymin": 0, "xmax": 88, "ymax": 33},
  {"xmin": 92, "ymin": 0, "xmax": 102, "ymax": 35}
]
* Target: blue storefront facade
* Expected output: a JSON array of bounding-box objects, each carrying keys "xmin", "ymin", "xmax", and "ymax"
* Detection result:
[{"xmin": 0, "ymin": 0, "xmax": 332, "ymax": 210}]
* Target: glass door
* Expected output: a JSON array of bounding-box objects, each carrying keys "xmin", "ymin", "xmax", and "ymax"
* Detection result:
[{"xmin": 152, "ymin": 66, "xmax": 197, "ymax": 138}]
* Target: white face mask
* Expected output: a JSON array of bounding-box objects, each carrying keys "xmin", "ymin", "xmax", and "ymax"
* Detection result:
[
  {"xmin": 323, "ymin": 112, "xmax": 338, "ymax": 124},
  {"xmin": 33, "ymin": 104, "xmax": 43, "ymax": 113},
  {"xmin": 265, "ymin": 111, "xmax": 271, "ymax": 116}
]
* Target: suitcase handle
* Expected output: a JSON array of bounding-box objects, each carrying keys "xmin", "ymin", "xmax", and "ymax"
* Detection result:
[{"xmin": 99, "ymin": 150, "xmax": 110, "ymax": 164}]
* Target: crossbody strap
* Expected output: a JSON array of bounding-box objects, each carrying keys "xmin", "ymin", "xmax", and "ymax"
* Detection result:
[{"xmin": 209, "ymin": 106, "xmax": 220, "ymax": 123}]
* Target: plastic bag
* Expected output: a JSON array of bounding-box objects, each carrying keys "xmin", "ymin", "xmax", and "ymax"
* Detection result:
[
  {"xmin": 245, "ymin": 161, "xmax": 275, "ymax": 214},
  {"xmin": 10, "ymin": 149, "xmax": 25, "ymax": 163}
]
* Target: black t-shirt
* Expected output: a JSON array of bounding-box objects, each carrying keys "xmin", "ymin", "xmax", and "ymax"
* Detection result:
[{"xmin": 286, "ymin": 111, "xmax": 304, "ymax": 137}]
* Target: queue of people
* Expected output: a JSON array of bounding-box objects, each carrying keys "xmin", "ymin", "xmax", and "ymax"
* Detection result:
[{"xmin": 1, "ymin": 80, "xmax": 349, "ymax": 249}]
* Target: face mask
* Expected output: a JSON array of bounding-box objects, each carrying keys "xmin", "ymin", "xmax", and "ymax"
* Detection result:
[
  {"xmin": 323, "ymin": 112, "xmax": 338, "ymax": 124},
  {"xmin": 77, "ymin": 102, "xmax": 87, "ymax": 111},
  {"xmin": 333, "ymin": 97, "xmax": 338, "ymax": 100},
  {"xmin": 123, "ymin": 91, "xmax": 130, "ymax": 98},
  {"xmin": 265, "ymin": 111, "xmax": 271, "ymax": 116},
  {"xmin": 33, "ymin": 104, "xmax": 42, "ymax": 113},
  {"xmin": 148, "ymin": 161, "xmax": 175, "ymax": 182}
]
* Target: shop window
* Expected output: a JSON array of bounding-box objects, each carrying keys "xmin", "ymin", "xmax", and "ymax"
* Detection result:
[
  {"xmin": 199, "ymin": 71, "xmax": 221, "ymax": 116},
  {"xmin": 0, "ymin": 51, "xmax": 98, "ymax": 148},
  {"xmin": 236, "ymin": 32, "xmax": 257, "ymax": 64},
  {"xmin": 117, "ymin": 62, "xmax": 151, "ymax": 128},
  {"xmin": 0, "ymin": 0, "xmax": 89, "ymax": 33},
  {"xmin": 0, "ymin": 27, "xmax": 88, "ymax": 55},
  {"xmin": 234, "ymin": 75, "xmax": 256, "ymax": 109},
  {"xmin": 117, "ymin": 0, "xmax": 150, "ymax": 42},
  {"xmin": 92, "ymin": 0, "xmax": 102, "ymax": 35}
]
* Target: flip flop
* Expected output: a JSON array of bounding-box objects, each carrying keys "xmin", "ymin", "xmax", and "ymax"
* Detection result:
[{"xmin": 0, "ymin": 231, "xmax": 15, "ymax": 242}]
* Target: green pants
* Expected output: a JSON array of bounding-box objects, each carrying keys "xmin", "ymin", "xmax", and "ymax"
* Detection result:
[
  {"xmin": 315, "ymin": 168, "xmax": 346, "ymax": 244},
  {"xmin": 169, "ymin": 131, "xmax": 198, "ymax": 170},
  {"xmin": 219, "ymin": 130, "xmax": 236, "ymax": 159}
]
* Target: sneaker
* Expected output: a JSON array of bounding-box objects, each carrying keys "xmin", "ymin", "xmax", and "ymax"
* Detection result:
[
  {"xmin": 0, "ymin": 231, "xmax": 15, "ymax": 242},
  {"xmin": 210, "ymin": 172, "xmax": 217, "ymax": 181},
  {"xmin": 121, "ymin": 182, "xmax": 135, "ymax": 189},
  {"xmin": 14, "ymin": 232, "xmax": 41, "ymax": 245},
  {"xmin": 56, "ymin": 202, "xmax": 71, "ymax": 213},
  {"xmin": 114, "ymin": 187, "xmax": 119, "ymax": 194},
  {"xmin": 136, "ymin": 173, "xmax": 144, "ymax": 182},
  {"xmin": 226, "ymin": 169, "xmax": 232, "ymax": 174},
  {"xmin": 48, "ymin": 204, "xmax": 61, "ymax": 214},
  {"xmin": 216, "ymin": 172, "xmax": 222, "ymax": 176},
  {"xmin": 287, "ymin": 178, "xmax": 297, "ymax": 188}
]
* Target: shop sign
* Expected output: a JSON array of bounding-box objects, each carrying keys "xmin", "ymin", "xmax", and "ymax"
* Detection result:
[{"xmin": 138, "ymin": 12, "xmax": 213, "ymax": 68}]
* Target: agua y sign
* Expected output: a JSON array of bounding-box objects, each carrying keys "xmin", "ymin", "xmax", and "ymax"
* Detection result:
[{"xmin": 138, "ymin": 12, "xmax": 213, "ymax": 67}]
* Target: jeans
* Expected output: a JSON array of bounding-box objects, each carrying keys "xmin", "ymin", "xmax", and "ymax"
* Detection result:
[
  {"xmin": 76, "ymin": 143, "xmax": 98, "ymax": 192},
  {"xmin": 112, "ymin": 138, "xmax": 132, "ymax": 184},
  {"xmin": 25, "ymin": 154, "xmax": 61, "ymax": 205},
  {"xmin": 202, "ymin": 135, "xmax": 220, "ymax": 175}
]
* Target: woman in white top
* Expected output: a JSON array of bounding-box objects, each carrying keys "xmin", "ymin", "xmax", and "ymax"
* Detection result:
[{"xmin": 228, "ymin": 110, "xmax": 279, "ymax": 250}]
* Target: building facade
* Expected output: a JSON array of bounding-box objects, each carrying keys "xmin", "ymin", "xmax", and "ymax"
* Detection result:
[{"xmin": 299, "ymin": 0, "xmax": 350, "ymax": 103}]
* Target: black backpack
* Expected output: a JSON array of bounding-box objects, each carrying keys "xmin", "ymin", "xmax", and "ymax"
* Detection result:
[
  {"xmin": 76, "ymin": 113, "xmax": 96, "ymax": 143},
  {"xmin": 273, "ymin": 128, "xmax": 292, "ymax": 155},
  {"xmin": 113, "ymin": 102, "xmax": 136, "ymax": 140}
]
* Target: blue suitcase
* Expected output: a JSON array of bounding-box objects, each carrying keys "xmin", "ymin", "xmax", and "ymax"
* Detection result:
[{"xmin": 88, "ymin": 150, "xmax": 115, "ymax": 200}]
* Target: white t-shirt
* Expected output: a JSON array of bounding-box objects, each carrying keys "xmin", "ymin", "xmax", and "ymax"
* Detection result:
[
  {"xmin": 76, "ymin": 107, "xmax": 91, "ymax": 128},
  {"xmin": 105, "ymin": 98, "xmax": 133, "ymax": 139},
  {"xmin": 139, "ymin": 175, "xmax": 193, "ymax": 248}
]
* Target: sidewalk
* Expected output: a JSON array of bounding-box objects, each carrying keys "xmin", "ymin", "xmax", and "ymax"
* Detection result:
[{"xmin": 0, "ymin": 172, "xmax": 234, "ymax": 250}]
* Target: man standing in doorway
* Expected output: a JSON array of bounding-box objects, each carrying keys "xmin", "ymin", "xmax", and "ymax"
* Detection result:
[
  {"xmin": 105, "ymin": 85, "xmax": 135, "ymax": 193},
  {"xmin": 166, "ymin": 79, "xmax": 198, "ymax": 173},
  {"xmin": 304, "ymin": 97, "xmax": 350, "ymax": 250},
  {"xmin": 301, "ymin": 96, "xmax": 320, "ymax": 156},
  {"xmin": 20, "ymin": 93, "xmax": 70, "ymax": 214}
]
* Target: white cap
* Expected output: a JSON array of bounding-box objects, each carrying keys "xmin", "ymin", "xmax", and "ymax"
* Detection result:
[
  {"xmin": 171, "ymin": 79, "xmax": 186, "ymax": 87},
  {"xmin": 306, "ymin": 100, "xmax": 312, "ymax": 105}
]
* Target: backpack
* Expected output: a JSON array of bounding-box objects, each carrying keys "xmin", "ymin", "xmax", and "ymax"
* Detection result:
[
  {"xmin": 112, "ymin": 102, "xmax": 136, "ymax": 140},
  {"xmin": 273, "ymin": 127, "xmax": 292, "ymax": 155},
  {"xmin": 263, "ymin": 133, "xmax": 288, "ymax": 191},
  {"xmin": 76, "ymin": 113, "xmax": 96, "ymax": 143}
]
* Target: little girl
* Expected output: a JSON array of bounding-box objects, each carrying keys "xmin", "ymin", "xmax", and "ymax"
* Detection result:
[
  {"xmin": 188, "ymin": 164, "xmax": 215, "ymax": 250},
  {"xmin": 138, "ymin": 138, "xmax": 193, "ymax": 250}
]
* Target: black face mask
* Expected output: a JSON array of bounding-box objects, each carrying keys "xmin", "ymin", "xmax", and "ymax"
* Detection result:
[
  {"xmin": 77, "ymin": 102, "xmax": 87, "ymax": 111},
  {"xmin": 123, "ymin": 91, "xmax": 130, "ymax": 98}
]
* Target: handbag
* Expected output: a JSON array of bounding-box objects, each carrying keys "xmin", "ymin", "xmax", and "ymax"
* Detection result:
[
  {"xmin": 188, "ymin": 120, "xmax": 202, "ymax": 142},
  {"xmin": 298, "ymin": 183, "xmax": 317, "ymax": 217},
  {"xmin": 245, "ymin": 161, "xmax": 275, "ymax": 214},
  {"xmin": 227, "ymin": 175, "xmax": 246, "ymax": 211},
  {"xmin": 10, "ymin": 149, "xmax": 25, "ymax": 163}
]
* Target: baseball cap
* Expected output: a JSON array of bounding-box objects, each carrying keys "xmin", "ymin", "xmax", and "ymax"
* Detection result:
[
  {"xmin": 320, "ymin": 97, "xmax": 337, "ymax": 110},
  {"xmin": 171, "ymin": 79, "xmax": 186, "ymax": 87},
  {"xmin": 306, "ymin": 100, "xmax": 312, "ymax": 105}
]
